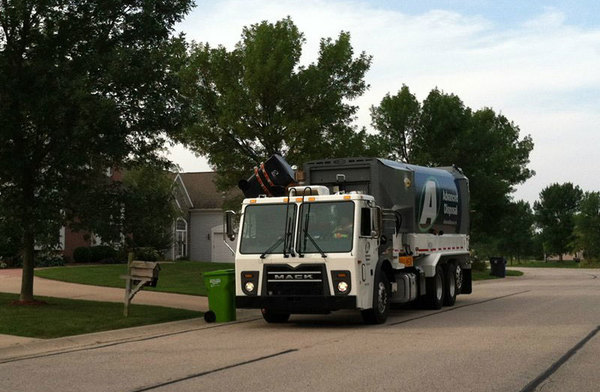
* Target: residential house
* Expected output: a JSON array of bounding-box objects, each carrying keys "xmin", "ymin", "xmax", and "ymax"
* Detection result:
[{"xmin": 172, "ymin": 172, "xmax": 239, "ymax": 263}]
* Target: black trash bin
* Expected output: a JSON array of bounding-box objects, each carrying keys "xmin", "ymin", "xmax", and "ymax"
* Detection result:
[
  {"xmin": 490, "ymin": 257, "xmax": 507, "ymax": 278},
  {"xmin": 238, "ymin": 154, "xmax": 296, "ymax": 198}
]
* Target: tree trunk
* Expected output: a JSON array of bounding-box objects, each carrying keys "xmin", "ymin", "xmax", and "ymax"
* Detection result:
[
  {"xmin": 20, "ymin": 229, "xmax": 35, "ymax": 302},
  {"xmin": 559, "ymin": 253, "xmax": 563, "ymax": 262},
  {"xmin": 20, "ymin": 165, "xmax": 36, "ymax": 302}
]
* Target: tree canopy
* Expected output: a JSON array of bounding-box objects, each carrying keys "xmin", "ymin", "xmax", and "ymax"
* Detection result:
[
  {"xmin": 534, "ymin": 183, "xmax": 583, "ymax": 260},
  {"xmin": 369, "ymin": 85, "xmax": 420, "ymax": 162},
  {"xmin": 574, "ymin": 191, "xmax": 600, "ymax": 260},
  {"xmin": 496, "ymin": 200, "xmax": 536, "ymax": 262},
  {"xmin": 370, "ymin": 87, "xmax": 535, "ymax": 242},
  {"xmin": 121, "ymin": 167, "xmax": 177, "ymax": 251},
  {"xmin": 179, "ymin": 17, "xmax": 376, "ymax": 190},
  {"xmin": 0, "ymin": 0, "xmax": 192, "ymax": 301}
]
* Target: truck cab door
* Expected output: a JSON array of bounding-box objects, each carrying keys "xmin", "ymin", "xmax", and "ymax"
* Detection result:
[{"xmin": 356, "ymin": 204, "xmax": 380, "ymax": 309}]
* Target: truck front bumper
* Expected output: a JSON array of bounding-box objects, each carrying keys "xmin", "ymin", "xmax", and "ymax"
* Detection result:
[{"xmin": 236, "ymin": 295, "xmax": 357, "ymax": 314}]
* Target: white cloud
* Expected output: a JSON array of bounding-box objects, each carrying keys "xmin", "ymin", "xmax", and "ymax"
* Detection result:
[{"xmin": 173, "ymin": 0, "xmax": 600, "ymax": 203}]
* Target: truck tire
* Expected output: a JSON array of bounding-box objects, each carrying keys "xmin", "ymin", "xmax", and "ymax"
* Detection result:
[
  {"xmin": 455, "ymin": 264, "xmax": 464, "ymax": 294},
  {"xmin": 261, "ymin": 308, "xmax": 290, "ymax": 323},
  {"xmin": 443, "ymin": 263, "xmax": 457, "ymax": 306},
  {"xmin": 424, "ymin": 264, "xmax": 445, "ymax": 310},
  {"xmin": 361, "ymin": 268, "xmax": 390, "ymax": 324}
]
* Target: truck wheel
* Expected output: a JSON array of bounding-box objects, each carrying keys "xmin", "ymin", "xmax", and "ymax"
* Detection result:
[
  {"xmin": 443, "ymin": 263, "xmax": 457, "ymax": 306},
  {"xmin": 424, "ymin": 264, "xmax": 445, "ymax": 310},
  {"xmin": 261, "ymin": 308, "xmax": 290, "ymax": 323},
  {"xmin": 260, "ymin": 308, "xmax": 290, "ymax": 324},
  {"xmin": 361, "ymin": 269, "xmax": 390, "ymax": 324},
  {"xmin": 455, "ymin": 264, "xmax": 464, "ymax": 294}
]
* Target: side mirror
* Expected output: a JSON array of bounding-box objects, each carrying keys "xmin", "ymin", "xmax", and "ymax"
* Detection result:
[
  {"xmin": 372, "ymin": 207, "xmax": 382, "ymax": 238},
  {"xmin": 224, "ymin": 210, "xmax": 238, "ymax": 241}
]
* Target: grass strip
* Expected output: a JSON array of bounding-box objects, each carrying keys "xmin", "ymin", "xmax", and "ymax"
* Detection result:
[
  {"xmin": 35, "ymin": 261, "xmax": 234, "ymax": 296},
  {"xmin": 0, "ymin": 292, "xmax": 202, "ymax": 339}
]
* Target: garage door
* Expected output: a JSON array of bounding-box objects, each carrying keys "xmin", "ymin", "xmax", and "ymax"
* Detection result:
[{"xmin": 211, "ymin": 225, "xmax": 237, "ymax": 263}]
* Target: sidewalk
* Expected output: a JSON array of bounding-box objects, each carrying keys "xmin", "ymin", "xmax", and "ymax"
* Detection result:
[
  {"xmin": 0, "ymin": 268, "xmax": 208, "ymax": 311},
  {"xmin": 0, "ymin": 267, "xmax": 212, "ymax": 350}
]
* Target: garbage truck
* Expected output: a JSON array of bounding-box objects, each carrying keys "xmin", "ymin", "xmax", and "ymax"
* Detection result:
[{"xmin": 225, "ymin": 155, "xmax": 472, "ymax": 324}]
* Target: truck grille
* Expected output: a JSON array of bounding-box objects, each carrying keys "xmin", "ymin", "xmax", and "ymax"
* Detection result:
[{"xmin": 264, "ymin": 264, "xmax": 327, "ymax": 296}]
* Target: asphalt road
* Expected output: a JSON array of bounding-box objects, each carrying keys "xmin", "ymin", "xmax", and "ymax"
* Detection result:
[{"xmin": 1, "ymin": 267, "xmax": 599, "ymax": 392}]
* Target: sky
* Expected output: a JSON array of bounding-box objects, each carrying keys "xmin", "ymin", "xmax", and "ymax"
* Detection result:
[{"xmin": 167, "ymin": 0, "xmax": 600, "ymax": 204}]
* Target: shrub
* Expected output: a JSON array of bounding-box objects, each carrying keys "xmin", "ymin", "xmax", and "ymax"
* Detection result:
[
  {"xmin": 73, "ymin": 246, "xmax": 120, "ymax": 263},
  {"xmin": 73, "ymin": 247, "xmax": 92, "ymax": 263},
  {"xmin": 0, "ymin": 255, "xmax": 22, "ymax": 268},
  {"xmin": 89, "ymin": 245, "xmax": 118, "ymax": 264},
  {"xmin": 35, "ymin": 251, "xmax": 65, "ymax": 267},
  {"xmin": 470, "ymin": 254, "xmax": 487, "ymax": 272},
  {"xmin": 134, "ymin": 247, "xmax": 161, "ymax": 261},
  {"xmin": 580, "ymin": 258, "xmax": 600, "ymax": 268}
]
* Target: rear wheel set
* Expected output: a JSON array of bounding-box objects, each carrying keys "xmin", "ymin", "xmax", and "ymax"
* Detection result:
[{"xmin": 423, "ymin": 262, "xmax": 458, "ymax": 309}]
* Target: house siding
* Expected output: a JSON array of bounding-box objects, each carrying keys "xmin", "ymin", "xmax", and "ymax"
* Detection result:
[
  {"xmin": 189, "ymin": 210, "xmax": 222, "ymax": 262},
  {"xmin": 64, "ymin": 229, "xmax": 91, "ymax": 261}
]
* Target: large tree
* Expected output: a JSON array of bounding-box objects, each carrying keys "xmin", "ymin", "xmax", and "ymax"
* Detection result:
[
  {"xmin": 179, "ymin": 17, "xmax": 375, "ymax": 190},
  {"xmin": 371, "ymin": 88, "xmax": 535, "ymax": 241},
  {"xmin": 76, "ymin": 166, "xmax": 177, "ymax": 253},
  {"xmin": 574, "ymin": 191, "xmax": 600, "ymax": 260},
  {"xmin": 497, "ymin": 200, "xmax": 536, "ymax": 263},
  {"xmin": 0, "ymin": 0, "xmax": 192, "ymax": 301},
  {"xmin": 534, "ymin": 183, "xmax": 583, "ymax": 261},
  {"xmin": 369, "ymin": 85, "xmax": 420, "ymax": 162},
  {"xmin": 121, "ymin": 167, "xmax": 177, "ymax": 251}
]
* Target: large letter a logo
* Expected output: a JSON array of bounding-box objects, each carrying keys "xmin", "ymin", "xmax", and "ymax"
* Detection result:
[{"xmin": 419, "ymin": 179, "xmax": 438, "ymax": 230}]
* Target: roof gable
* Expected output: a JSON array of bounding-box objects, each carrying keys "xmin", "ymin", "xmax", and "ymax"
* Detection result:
[{"xmin": 176, "ymin": 172, "xmax": 231, "ymax": 209}]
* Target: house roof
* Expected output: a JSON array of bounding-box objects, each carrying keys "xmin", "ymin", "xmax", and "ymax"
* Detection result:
[{"xmin": 176, "ymin": 172, "xmax": 238, "ymax": 209}]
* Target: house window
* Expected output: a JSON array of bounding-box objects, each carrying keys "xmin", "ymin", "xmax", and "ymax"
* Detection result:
[{"xmin": 175, "ymin": 218, "xmax": 188, "ymax": 258}]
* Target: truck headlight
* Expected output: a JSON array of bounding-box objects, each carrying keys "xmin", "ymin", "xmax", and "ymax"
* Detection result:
[
  {"xmin": 241, "ymin": 271, "xmax": 259, "ymax": 296},
  {"xmin": 331, "ymin": 270, "xmax": 351, "ymax": 295}
]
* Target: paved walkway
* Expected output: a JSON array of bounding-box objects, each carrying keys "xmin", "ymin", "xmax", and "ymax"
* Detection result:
[{"xmin": 0, "ymin": 268, "xmax": 212, "ymax": 349}]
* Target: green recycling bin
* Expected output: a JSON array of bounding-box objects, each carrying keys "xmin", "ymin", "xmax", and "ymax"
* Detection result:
[{"xmin": 203, "ymin": 269, "xmax": 236, "ymax": 322}]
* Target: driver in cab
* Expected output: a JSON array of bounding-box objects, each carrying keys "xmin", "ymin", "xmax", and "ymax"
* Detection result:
[{"xmin": 334, "ymin": 215, "xmax": 353, "ymax": 239}]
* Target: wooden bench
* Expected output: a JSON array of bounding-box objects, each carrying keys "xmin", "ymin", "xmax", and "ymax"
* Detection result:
[{"xmin": 120, "ymin": 261, "xmax": 161, "ymax": 316}]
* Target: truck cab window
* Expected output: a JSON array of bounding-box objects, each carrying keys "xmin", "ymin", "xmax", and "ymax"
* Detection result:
[
  {"xmin": 297, "ymin": 201, "xmax": 354, "ymax": 253},
  {"xmin": 240, "ymin": 204, "xmax": 296, "ymax": 254}
]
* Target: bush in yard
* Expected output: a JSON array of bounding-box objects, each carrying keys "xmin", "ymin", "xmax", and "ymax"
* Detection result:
[
  {"xmin": 89, "ymin": 245, "xmax": 118, "ymax": 264},
  {"xmin": 580, "ymin": 258, "xmax": 600, "ymax": 268},
  {"xmin": 35, "ymin": 251, "xmax": 65, "ymax": 267},
  {"xmin": 134, "ymin": 247, "xmax": 161, "ymax": 261},
  {"xmin": 470, "ymin": 252, "xmax": 487, "ymax": 272},
  {"xmin": 0, "ymin": 255, "xmax": 22, "ymax": 268},
  {"xmin": 73, "ymin": 247, "xmax": 92, "ymax": 263}
]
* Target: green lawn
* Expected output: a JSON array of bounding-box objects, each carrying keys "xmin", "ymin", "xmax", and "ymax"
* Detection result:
[
  {"xmin": 472, "ymin": 269, "xmax": 524, "ymax": 281},
  {"xmin": 0, "ymin": 292, "xmax": 201, "ymax": 339},
  {"xmin": 35, "ymin": 261, "xmax": 234, "ymax": 296}
]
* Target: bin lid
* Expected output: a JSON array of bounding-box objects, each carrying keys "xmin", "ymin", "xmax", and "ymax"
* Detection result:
[{"xmin": 203, "ymin": 269, "xmax": 235, "ymax": 278}]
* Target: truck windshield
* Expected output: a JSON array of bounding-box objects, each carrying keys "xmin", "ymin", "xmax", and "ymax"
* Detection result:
[
  {"xmin": 240, "ymin": 204, "xmax": 297, "ymax": 254},
  {"xmin": 297, "ymin": 201, "xmax": 354, "ymax": 254}
]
